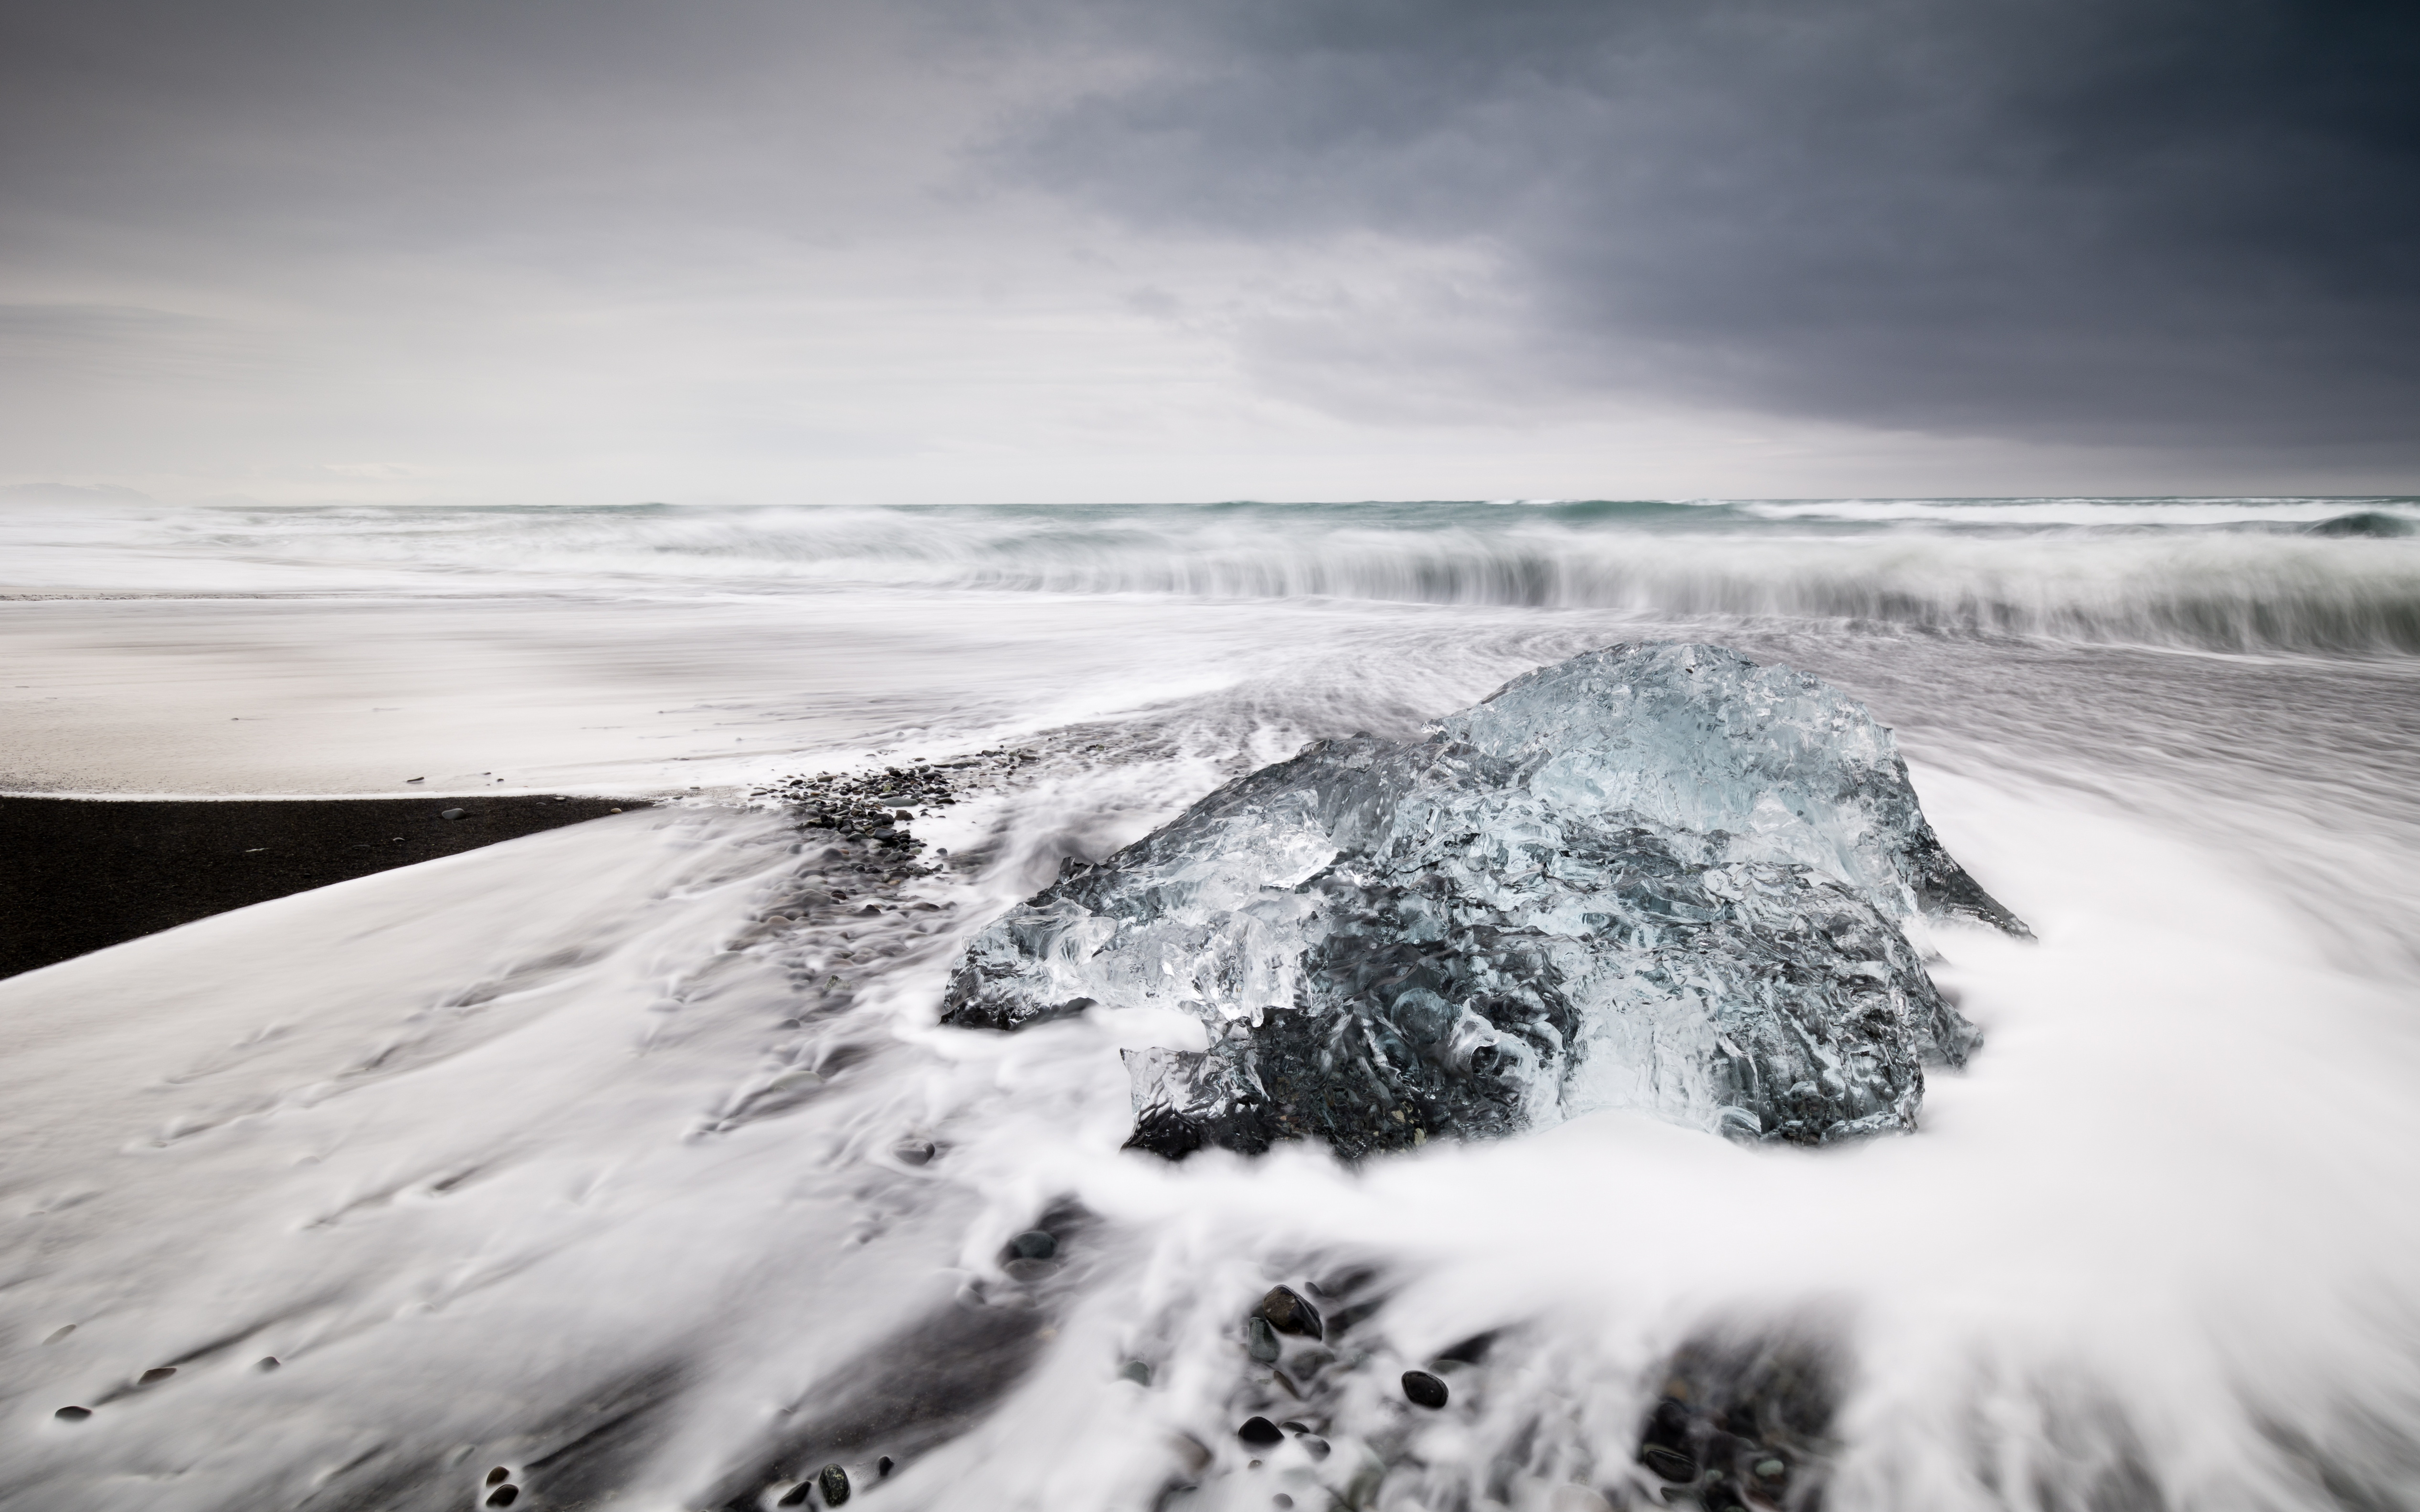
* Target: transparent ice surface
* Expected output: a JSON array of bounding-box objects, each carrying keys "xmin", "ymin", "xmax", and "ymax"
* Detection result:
[
  {"xmin": 943, "ymin": 644, "xmax": 2018, "ymax": 1156},
  {"xmin": 1438, "ymin": 641, "xmax": 2031, "ymax": 937}
]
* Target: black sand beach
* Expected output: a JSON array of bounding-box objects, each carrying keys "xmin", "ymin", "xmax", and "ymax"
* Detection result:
[{"xmin": 0, "ymin": 795, "xmax": 645, "ymax": 980}]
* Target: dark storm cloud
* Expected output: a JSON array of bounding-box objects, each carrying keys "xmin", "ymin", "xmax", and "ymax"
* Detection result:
[
  {"xmin": 0, "ymin": 0, "xmax": 2412, "ymax": 483},
  {"xmin": 1001, "ymin": 0, "xmax": 2420, "ymax": 452}
]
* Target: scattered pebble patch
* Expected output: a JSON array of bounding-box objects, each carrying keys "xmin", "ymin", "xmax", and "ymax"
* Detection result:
[{"xmin": 753, "ymin": 750, "xmax": 1034, "ymax": 858}]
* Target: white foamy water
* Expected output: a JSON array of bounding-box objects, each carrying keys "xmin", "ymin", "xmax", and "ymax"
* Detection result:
[{"xmin": 3, "ymin": 499, "xmax": 2417, "ymax": 1511}]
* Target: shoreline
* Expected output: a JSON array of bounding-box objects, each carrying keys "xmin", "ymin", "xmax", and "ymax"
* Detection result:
[{"xmin": 0, "ymin": 793, "xmax": 647, "ymax": 980}]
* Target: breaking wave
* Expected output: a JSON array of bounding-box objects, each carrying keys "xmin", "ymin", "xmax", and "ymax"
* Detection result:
[{"xmin": 6, "ymin": 495, "xmax": 2420, "ymax": 655}]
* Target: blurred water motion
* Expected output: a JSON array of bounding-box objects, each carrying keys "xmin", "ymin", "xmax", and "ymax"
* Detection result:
[{"xmin": 2, "ymin": 500, "xmax": 2417, "ymax": 1510}]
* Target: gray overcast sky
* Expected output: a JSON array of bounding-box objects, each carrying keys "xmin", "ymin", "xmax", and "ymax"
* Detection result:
[{"xmin": 1, "ymin": 0, "xmax": 2414, "ymax": 504}]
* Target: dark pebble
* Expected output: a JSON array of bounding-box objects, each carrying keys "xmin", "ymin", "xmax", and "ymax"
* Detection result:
[
  {"xmin": 1238, "ymin": 1416, "xmax": 1285, "ymax": 1446},
  {"xmin": 1274, "ymin": 1497, "xmax": 1294, "ymax": 1510},
  {"xmin": 895, "ymin": 1140, "xmax": 936, "ymax": 1166},
  {"xmin": 1639, "ymin": 1395, "xmax": 1695, "ymax": 1481},
  {"xmin": 487, "ymin": 1467, "xmax": 510, "ymax": 1485},
  {"xmin": 818, "ymin": 1462, "xmax": 851, "ymax": 1504},
  {"xmin": 257, "ymin": 1356, "xmax": 281, "ymax": 1371},
  {"xmin": 137, "ymin": 1366, "xmax": 176, "ymax": 1385},
  {"xmin": 776, "ymin": 1481, "xmax": 811, "ymax": 1507},
  {"xmin": 1010, "ymin": 1229, "xmax": 1057, "ymax": 1260},
  {"xmin": 1639, "ymin": 1444, "xmax": 1697, "ymax": 1483},
  {"xmin": 486, "ymin": 1488, "xmax": 519, "ymax": 1508},
  {"xmin": 1401, "ymin": 1369, "xmax": 1449, "ymax": 1409},
  {"xmin": 1279, "ymin": 1420, "xmax": 1310, "ymax": 1434},
  {"xmin": 441, "ymin": 808, "xmax": 466, "ymax": 820},
  {"xmin": 877, "ymin": 1455, "xmax": 894, "ymax": 1478},
  {"xmin": 1120, "ymin": 1361, "xmax": 1153, "ymax": 1385},
  {"xmin": 1246, "ymin": 1316, "xmax": 1280, "ymax": 1363},
  {"xmin": 54, "ymin": 1406, "xmax": 92, "ymax": 1421},
  {"xmin": 1301, "ymin": 1437, "xmax": 1331, "ymax": 1460},
  {"xmin": 1258, "ymin": 1285, "xmax": 1324, "ymax": 1339}
]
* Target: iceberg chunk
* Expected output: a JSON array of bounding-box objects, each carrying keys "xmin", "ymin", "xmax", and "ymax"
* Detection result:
[
  {"xmin": 1436, "ymin": 641, "xmax": 2029, "ymax": 935},
  {"xmin": 942, "ymin": 643, "xmax": 2019, "ymax": 1157}
]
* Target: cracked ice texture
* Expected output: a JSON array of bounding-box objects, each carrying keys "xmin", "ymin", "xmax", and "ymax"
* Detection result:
[{"xmin": 941, "ymin": 644, "xmax": 2021, "ymax": 1157}]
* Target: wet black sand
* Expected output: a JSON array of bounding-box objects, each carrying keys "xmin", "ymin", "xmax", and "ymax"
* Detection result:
[{"xmin": 0, "ymin": 795, "xmax": 645, "ymax": 980}]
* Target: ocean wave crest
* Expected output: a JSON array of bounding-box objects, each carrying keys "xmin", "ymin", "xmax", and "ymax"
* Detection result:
[{"xmin": 23, "ymin": 499, "xmax": 2420, "ymax": 658}]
